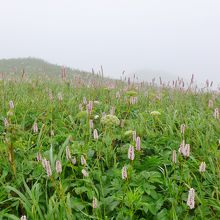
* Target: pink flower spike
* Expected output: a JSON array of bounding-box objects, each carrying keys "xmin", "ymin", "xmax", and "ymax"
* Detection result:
[
  {"xmin": 37, "ymin": 152, "xmax": 42, "ymax": 162},
  {"xmin": 184, "ymin": 144, "xmax": 190, "ymax": 157},
  {"xmin": 92, "ymin": 197, "xmax": 98, "ymax": 209},
  {"xmin": 128, "ymin": 145, "xmax": 135, "ymax": 161},
  {"xmin": 178, "ymin": 140, "xmax": 185, "ymax": 153},
  {"xmin": 71, "ymin": 156, "xmax": 77, "ymax": 165},
  {"xmin": 42, "ymin": 158, "xmax": 47, "ymax": 169},
  {"xmin": 122, "ymin": 166, "xmax": 127, "ymax": 180},
  {"xmin": 93, "ymin": 129, "xmax": 98, "ymax": 140},
  {"xmin": 136, "ymin": 137, "xmax": 141, "ymax": 151},
  {"xmin": 45, "ymin": 160, "xmax": 52, "ymax": 177},
  {"xmin": 86, "ymin": 101, "xmax": 93, "ymax": 114},
  {"xmin": 82, "ymin": 169, "xmax": 89, "ymax": 177},
  {"xmin": 179, "ymin": 141, "xmax": 190, "ymax": 158},
  {"xmin": 187, "ymin": 188, "xmax": 195, "ymax": 209},
  {"xmin": 56, "ymin": 160, "xmax": 62, "ymax": 174},
  {"xmin": 66, "ymin": 146, "xmax": 71, "ymax": 160},
  {"xmin": 199, "ymin": 161, "xmax": 206, "ymax": 173},
  {"xmin": 81, "ymin": 155, "xmax": 87, "ymax": 165},
  {"xmin": 33, "ymin": 122, "xmax": 38, "ymax": 133}
]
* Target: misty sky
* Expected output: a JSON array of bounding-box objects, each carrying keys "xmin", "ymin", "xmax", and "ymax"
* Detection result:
[{"xmin": 1, "ymin": 0, "xmax": 220, "ymax": 83}]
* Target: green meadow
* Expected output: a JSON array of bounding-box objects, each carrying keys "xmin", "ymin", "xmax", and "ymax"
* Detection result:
[{"xmin": 0, "ymin": 70, "xmax": 220, "ymax": 219}]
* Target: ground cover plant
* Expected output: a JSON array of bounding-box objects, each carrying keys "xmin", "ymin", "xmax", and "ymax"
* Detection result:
[{"xmin": 0, "ymin": 73, "xmax": 220, "ymax": 219}]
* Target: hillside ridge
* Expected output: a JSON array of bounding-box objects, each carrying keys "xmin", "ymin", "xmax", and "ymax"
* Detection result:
[{"xmin": 0, "ymin": 57, "xmax": 89, "ymax": 77}]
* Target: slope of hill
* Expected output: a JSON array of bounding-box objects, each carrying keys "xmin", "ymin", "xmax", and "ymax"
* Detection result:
[{"xmin": 0, "ymin": 57, "xmax": 90, "ymax": 78}]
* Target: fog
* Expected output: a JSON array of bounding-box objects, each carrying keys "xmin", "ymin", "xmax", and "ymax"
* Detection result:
[{"xmin": 1, "ymin": 0, "xmax": 220, "ymax": 84}]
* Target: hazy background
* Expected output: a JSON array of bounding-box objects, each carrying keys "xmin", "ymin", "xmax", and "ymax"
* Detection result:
[{"xmin": 1, "ymin": 0, "xmax": 220, "ymax": 84}]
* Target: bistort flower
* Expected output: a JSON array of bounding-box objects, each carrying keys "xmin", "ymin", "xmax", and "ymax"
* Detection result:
[
  {"xmin": 56, "ymin": 160, "xmax": 62, "ymax": 174},
  {"xmin": 199, "ymin": 161, "xmax": 206, "ymax": 173},
  {"xmin": 122, "ymin": 166, "xmax": 127, "ymax": 180},
  {"xmin": 187, "ymin": 188, "xmax": 195, "ymax": 209},
  {"xmin": 128, "ymin": 145, "xmax": 135, "ymax": 161}
]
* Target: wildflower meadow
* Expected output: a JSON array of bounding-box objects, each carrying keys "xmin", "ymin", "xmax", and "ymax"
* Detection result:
[{"xmin": 0, "ymin": 71, "xmax": 220, "ymax": 220}]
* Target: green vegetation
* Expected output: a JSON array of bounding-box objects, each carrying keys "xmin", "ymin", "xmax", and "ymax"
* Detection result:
[
  {"xmin": 0, "ymin": 67, "xmax": 220, "ymax": 219},
  {"xmin": 0, "ymin": 58, "xmax": 91, "ymax": 79}
]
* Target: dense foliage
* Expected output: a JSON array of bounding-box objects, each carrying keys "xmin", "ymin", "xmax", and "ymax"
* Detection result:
[{"xmin": 0, "ymin": 76, "xmax": 220, "ymax": 220}]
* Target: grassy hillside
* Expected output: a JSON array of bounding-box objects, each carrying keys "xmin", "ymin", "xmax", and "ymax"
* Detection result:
[
  {"xmin": 0, "ymin": 72, "xmax": 219, "ymax": 219},
  {"xmin": 0, "ymin": 57, "xmax": 91, "ymax": 78}
]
